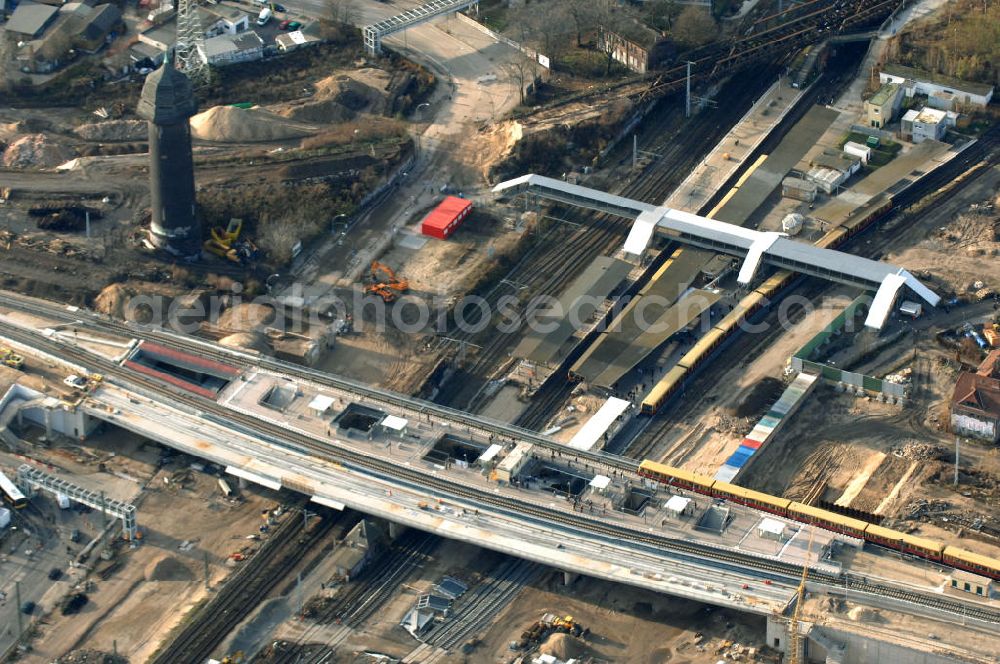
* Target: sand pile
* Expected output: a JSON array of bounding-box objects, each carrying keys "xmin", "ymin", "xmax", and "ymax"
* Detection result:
[
  {"xmin": 216, "ymin": 302, "xmax": 275, "ymax": 332},
  {"xmin": 279, "ymin": 99, "xmax": 355, "ymax": 124},
  {"xmin": 219, "ymin": 331, "xmax": 271, "ymax": 354},
  {"xmin": 2, "ymin": 134, "xmax": 73, "ymax": 169},
  {"xmin": 75, "ymin": 119, "xmax": 147, "ymax": 142},
  {"xmin": 314, "ymin": 70, "xmax": 390, "ymax": 113},
  {"xmin": 145, "ymin": 555, "xmax": 194, "ymax": 582},
  {"xmin": 539, "ymin": 633, "xmax": 591, "ymax": 660},
  {"xmin": 190, "ymin": 106, "xmax": 318, "ymax": 142}
]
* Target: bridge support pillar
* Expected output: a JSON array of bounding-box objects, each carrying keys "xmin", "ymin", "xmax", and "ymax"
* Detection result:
[
  {"xmin": 562, "ymin": 571, "xmax": 579, "ymax": 586},
  {"xmin": 43, "ymin": 409, "xmax": 54, "ymax": 438},
  {"xmin": 237, "ymin": 476, "xmax": 249, "ymax": 489}
]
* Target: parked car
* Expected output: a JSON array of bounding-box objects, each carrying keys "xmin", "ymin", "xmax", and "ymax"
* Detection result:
[
  {"xmin": 278, "ymin": 19, "xmax": 291, "ymax": 29},
  {"xmin": 272, "ymin": 3, "xmax": 286, "ymax": 11},
  {"xmin": 256, "ymin": 7, "xmax": 272, "ymax": 25},
  {"xmin": 286, "ymin": 20, "xmax": 301, "ymax": 30}
]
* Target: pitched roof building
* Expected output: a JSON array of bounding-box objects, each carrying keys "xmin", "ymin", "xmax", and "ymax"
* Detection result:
[
  {"xmin": 951, "ymin": 349, "xmax": 1000, "ymax": 442},
  {"xmin": 6, "ymin": 1, "xmax": 59, "ymax": 38}
]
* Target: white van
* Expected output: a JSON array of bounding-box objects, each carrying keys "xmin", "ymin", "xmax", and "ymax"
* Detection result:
[{"xmin": 256, "ymin": 7, "xmax": 272, "ymax": 25}]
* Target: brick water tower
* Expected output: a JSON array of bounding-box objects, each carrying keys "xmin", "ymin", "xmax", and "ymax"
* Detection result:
[{"xmin": 136, "ymin": 52, "xmax": 201, "ymax": 260}]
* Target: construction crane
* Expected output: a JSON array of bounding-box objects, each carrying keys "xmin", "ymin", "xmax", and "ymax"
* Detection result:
[
  {"xmin": 364, "ymin": 260, "xmax": 409, "ymax": 302},
  {"xmin": 788, "ymin": 528, "xmax": 814, "ymax": 664},
  {"xmin": 204, "ymin": 218, "xmax": 259, "ymax": 265}
]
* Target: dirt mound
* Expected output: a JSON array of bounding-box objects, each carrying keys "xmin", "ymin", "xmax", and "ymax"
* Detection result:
[
  {"xmin": 190, "ymin": 106, "xmax": 319, "ymax": 142},
  {"xmin": 75, "ymin": 120, "xmax": 147, "ymax": 142},
  {"xmin": 2, "ymin": 134, "xmax": 74, "ymax": 169},
  {"xmin": 57, "ymin": 649, "xmax": 127, "ymax": 664},
  {"xmin": 730, "ymin": 376, "xmax": 785, "ymax": 418},
  {"xmin": 539, "ymin": 632, "xmax": 593, "ymax": 660},
  {"xmin": 219, "ymin": 331, "xmax": 271, "ymax": 354},
  {"xmin": 847, "ymin": 606, "xmax": 883, "ymax": 623},
  {"xmin": 93, "ymin": 283, "xmax": 132, "ymax": 320},
  {"xmin": 314, "ymin": 70, "xmax": 390, "ymax": 114},
  {"xmin": 216, "ymin": 302, "xmax": 275, "ymax": 332},
  {"xmin": 144, "ymin": 555, "xmax": 193, "ymax": 582},
  {"xmin": 279, "ymin": 99, "xmax": 355, "ymax": 124}
]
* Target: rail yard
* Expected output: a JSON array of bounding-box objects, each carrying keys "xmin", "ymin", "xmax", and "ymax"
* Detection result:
[{"xmin": 1, "ymin": 0, "xmax": 1000, "ymax": 660}]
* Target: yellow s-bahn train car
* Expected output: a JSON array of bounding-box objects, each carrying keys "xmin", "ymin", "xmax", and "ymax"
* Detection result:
[
  {"xmin": 864, "ymin": 524, "xmax": 944, "ymax": 560},
  {"xmin": 637, "ymin": 460, "xmax": 715, "ymax": 494},
  {"xmin": 677, "ymin": 327, "xmax": 727, "ymax": 371},
  {"xmin": 712, "ymin": 481, "xmax": 791, "ymax": 515},
  {"xmin": 942, "ymin": 546, "xmax": 1000, "ymax": 582},
  {"xmin": 640, "ymin": 365, "xmax": 689, "ymax": 415},
  {"xmin": 787, "ymin": 502, "xmax": 868, "ymax": 539}
]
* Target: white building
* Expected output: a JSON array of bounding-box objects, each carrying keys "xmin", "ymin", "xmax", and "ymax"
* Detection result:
[
  {"xmin": 879, "ymin": 63, "xmax": 994, "ymax": 109},
  {"xmin": 197, "ymin": 5, "xmax": 249, "ymax": 36},
  {"xmin": 901, "ymin": 107, "xmax": 957, "ymax": 143},
  {"xmin": 275, "ymin": 27, "xmax": 322, "ymax": 52},
  {"xmin": 198, "ymin": 30, "xmax": 263, "ymax": 65}
]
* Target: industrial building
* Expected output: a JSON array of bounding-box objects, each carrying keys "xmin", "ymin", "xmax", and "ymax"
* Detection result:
[
  {"xmin": 421, "ymin": 196, "xmax": 473, "ymax": 239},
  {"xmin": 4, "ymin": 1, "xmax": 57, "ymax": 39},
  {"xmin": 198, "ymin": 31, "xmax": 264, "ymax": 66},
  {"xmin": 901, "ymin": 107, "xmax": 957, "ymax": 144},
  {"xmin": 865, "ymin": 82, "xmax": 903, "ymax": 128},
  {"xmin": 879, "ymin": 63, "xmax": 995, "ymax": 109}
]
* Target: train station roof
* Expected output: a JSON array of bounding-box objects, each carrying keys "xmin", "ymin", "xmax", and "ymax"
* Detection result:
[{"xmin": 493, "ymin": 174, "xmax": 940, "ymax": 328}]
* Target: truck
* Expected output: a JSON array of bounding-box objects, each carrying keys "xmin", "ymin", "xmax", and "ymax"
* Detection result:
[{"xmin": 256, "ymin": 7, "xmax": 272, "ymax": 25}]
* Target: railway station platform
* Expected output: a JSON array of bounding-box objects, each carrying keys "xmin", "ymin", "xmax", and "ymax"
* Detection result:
[{"xmin": 665, "ymin": 74, "xmax": 806, "ymax": 213}]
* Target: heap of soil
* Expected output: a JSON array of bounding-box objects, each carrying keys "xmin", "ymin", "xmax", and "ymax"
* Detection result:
[
  {"xmin": 93, "ymin": 283, "xmax": 132, "ymax": 320},
  {"xmin": 539, "ymin": 633, "xmax": 593, "ymax": 660},
  {"xmin": 2, "ymin": 134, "xmax": 74, "ymax": 169},
  {"xmin": 730, "ymin": 376, "xmax": 785, "ymax": 418},
  {"xmin": 216, "ymin": 302, "xmax": 275, "ymax": 332},
  {"xmin": 219, "ymin": 331, "xmax": 271, "ymax": 354},
  {"xmin": 75, "ymin": 120, "xmax": 147, "ymax": 142},
  {"xmin": 57, "ymin": 649, "xmax": 127, "ymax": 664},
  {"xmin": 278, "ymin": 99, "xmax": 355, "ymax": 124},
  {"xmin": 847, "ymin": 606, "xmax": 883, "ymax": 623},
  {"xmin": 190, "ymin": 106, "xmax": 318, "ymax": 142},
  {"xmin": 144, "ymin": 555, "xmax": 194, "ymax": 582}
]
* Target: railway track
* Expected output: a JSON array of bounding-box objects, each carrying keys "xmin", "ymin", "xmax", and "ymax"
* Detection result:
[
  {"xmin": 449, "ymin": 69, "xmax": 780, "ymax": 424},
  {"xmin": 416, "ymin": 557, "xmax": 542, "ymax": 653},
  {"xmin": 148, "ymin": 503, "xmax": 335, "ymax": 664},
  {"xmin": 1, "ymin": 319, "xmax": 997, "ymax": 625}
]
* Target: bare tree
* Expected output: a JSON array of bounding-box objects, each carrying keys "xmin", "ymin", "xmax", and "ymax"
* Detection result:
[
  {"xmin": 507, "ymin": 2, "xmax": 570, "ymax": 67},
  {"xmin": 327, "ymin": 0, "xmax": 358, "ymax": 26},
  {"xmin": 564, "ymin": 0, "xmax": 598, "ymax": 47},
  {"xmin": 501, "ymin": 53, "xmax": 537, "ymax": 106},
  {"xmin": 672, "ymin": 6, "xmax": 717, "ymax": 47},
  {"xmin": 645, "ymin": 0, "xmax": 680, "ymax": 32}
]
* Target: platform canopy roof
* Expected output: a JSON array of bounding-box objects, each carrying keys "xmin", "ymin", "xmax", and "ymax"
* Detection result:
[{"xmin": 493, "ymin": 175, "xmax": 940, "ymax": 328}]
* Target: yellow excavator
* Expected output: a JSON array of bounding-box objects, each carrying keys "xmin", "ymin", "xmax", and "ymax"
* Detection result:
[
  {"xmin": 364, "ymin": 260, "xmax": 409, "ymax": 302},
  {"xmin": 204, "ymin": 219, "xmax": 259, "ymax": 265},
  {"xmin": 0, "ymin": 348, "xmax": 23, "ymax": 370}
]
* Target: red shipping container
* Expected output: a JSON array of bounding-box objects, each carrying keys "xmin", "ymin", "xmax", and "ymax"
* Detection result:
[{"xmin": 421, "ymin": 196, "xmax": 473, "ymax": 239}]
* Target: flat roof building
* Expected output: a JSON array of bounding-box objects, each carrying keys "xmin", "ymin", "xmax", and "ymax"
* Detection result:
[
  {"xmin": 865, "ymin": 82, "xmax": 902, "ymax": 129},
  {"xmin": 879, "ymin": 63, "xmax": 994, "ymax": 109}
]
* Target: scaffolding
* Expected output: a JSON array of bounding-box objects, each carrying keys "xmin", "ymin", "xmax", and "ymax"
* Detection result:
[{"xmin": 16, "ymin": 464, "xmax": 138, "ymax": 539}]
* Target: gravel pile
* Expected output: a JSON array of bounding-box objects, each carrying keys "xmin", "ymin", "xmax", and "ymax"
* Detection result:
[{"xmin": 75, "ymin": 119, "xmax": 147, "ymax": 142}]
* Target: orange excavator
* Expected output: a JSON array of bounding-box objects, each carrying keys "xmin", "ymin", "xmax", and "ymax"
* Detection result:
[{"xmin": 364, "ymin": 260, "xmax": 409, "ymax": 302}]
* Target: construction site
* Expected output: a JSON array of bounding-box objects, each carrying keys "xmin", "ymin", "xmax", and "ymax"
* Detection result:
[{"xmin": 1, "ymin": 0, "xmax": 1000, "ymax": 660}]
